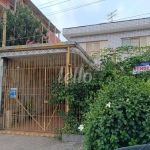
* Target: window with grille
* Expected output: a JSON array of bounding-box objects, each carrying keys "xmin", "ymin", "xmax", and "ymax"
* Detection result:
[
  {"xmin": 79, "ymin": 41, "xmax": 108, "ymax": 56},
  {"xmin": 122, "ymin": 36, "xmax": 150, "ymax": 47}
]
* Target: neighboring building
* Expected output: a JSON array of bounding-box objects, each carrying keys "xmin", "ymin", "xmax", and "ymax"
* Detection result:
[
  {"xmin": 63, "ymin": 17, "xmax": 150, "ymax": 56},
  {"xmin": 0, "ymin": 0, "xmax": 60, "ymax": 43}
]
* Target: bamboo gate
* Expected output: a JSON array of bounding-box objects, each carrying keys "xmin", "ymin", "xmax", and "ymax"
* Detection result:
[{"xmin": 0, "ymin": 43, "xmax": 90, "ymax": 133}]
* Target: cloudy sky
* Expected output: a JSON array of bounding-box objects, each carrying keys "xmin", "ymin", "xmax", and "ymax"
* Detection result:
[{"xmin": 31, "ymin": 0, "xmax": 150, "ymax": 40}]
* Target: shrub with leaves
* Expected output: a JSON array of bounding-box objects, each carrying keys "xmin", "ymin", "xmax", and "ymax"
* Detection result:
[
  {"xmin": 83, "ymin": 75, "xmax": 150, "ymax": 150},
  {"xmin": 49, "ymin": 64, "xmax": 101, "ymax": 134},
  {"xmin": 49, "ymin": 46, "xmax": 150, "ymax": 142}
]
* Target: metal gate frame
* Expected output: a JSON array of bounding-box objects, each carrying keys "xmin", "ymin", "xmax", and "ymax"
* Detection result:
[
  {"xmin": 3, "ymin": 55, "xmax": 67, "ymax": 133},
  {"xmin": 2, "ymin": 47, "xmax": 85, "ymax": 133}
]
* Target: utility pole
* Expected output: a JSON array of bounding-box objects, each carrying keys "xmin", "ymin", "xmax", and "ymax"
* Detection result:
[
  {"xmin": 107, "ymin": 10, "xmax": 117, "ymax": 22},
  {"xmin": 2, "ymin": 11, "xmax": 7, "ymax": 48}
]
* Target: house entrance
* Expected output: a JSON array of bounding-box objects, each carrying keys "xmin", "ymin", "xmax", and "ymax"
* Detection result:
[{"xmin": 3, "ymin": 55, "xmax": 66, "ymax": 133}]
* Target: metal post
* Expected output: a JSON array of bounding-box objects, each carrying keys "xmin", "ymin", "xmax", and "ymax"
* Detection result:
[
  {"xmin": 65, "ymin": 47, "xmax": 70, "ymax": 113},
  {"xmin": 48, "ymin": 21, "xmax": 50, "ymax": 43},
  {"xmin": 58, "ymin": 32, "xmax": 60, "ymax": 39},
  {"xmin": 54, "ymin": 26, "xmax": 56, "ymax": 43},
  {"xmin": 42, "ymin": 25, "xmax": 43, "ymax": 44},
  {"xmin": 2, "ymin": 11, "xmax": 7, "ymax": 48},
  {"xmin": 0, "ymin": 59, "xmax": 4, "ymax": 117},
  {"xmin": 2, "ymin": 58, "xmax": 8, "ymax": 129},
  {"xmin": 44, "ymin": 67, "xmax": 46, "ymax": 131},
  {"xmin": 113, "ymin": 49, "xmax": 116, "ymax": 64}
]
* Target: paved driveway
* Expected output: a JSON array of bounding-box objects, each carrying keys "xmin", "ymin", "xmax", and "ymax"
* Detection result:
[{"xmin": 0, "ymin": 134, "xmax": 83, "ymax": 150}]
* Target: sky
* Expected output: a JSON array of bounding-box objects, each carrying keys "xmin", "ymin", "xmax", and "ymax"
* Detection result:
[{"xmin": 31, "ymin": 0, "xmax": 150, "ymax": 41}]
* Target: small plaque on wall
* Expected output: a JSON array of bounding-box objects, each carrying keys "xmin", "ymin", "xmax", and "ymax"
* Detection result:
[{"xmin": 10, "ymin": 88, "xmax": 17, "ymax": 98}]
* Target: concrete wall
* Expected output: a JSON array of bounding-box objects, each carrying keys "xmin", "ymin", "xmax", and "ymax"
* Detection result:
[
  {"xmin": 46, "ymin": 30, "xmax": 60, "ymax": 43},
  {"xmin": 63, "ymin": 18, "xmax": 150, "ymax": 37},
  {"xmin": 70, "ymin": 29, "xmax": 150, "ymax": 49},
  {"xmin": 63, "ymin": 18, "xmax": 150, "ymax": 49}
]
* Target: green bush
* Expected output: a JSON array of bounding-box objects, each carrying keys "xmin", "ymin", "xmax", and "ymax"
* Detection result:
[
  {"xmin": 83, "ymin": 75, "xmax": 150, "ymax": 150},
  {"xmin": 49, "ymin": 65, "xmax": 101, "ymax": 134}
]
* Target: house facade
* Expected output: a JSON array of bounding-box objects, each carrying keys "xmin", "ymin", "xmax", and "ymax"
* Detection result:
[
  {"xmin": 0, "ymin": 0, "xmax": 60, "ymax": 43},
  {"xmin": 63, "ymin": 17, "xmax": 150, "ymax": 56},
  {"xmin": 0, "ymin": 42, "xmax": 92, "ymax": 134},
  {"xmin": 0, "ymin": 0, "xmax": 64, "ymax": 132}
]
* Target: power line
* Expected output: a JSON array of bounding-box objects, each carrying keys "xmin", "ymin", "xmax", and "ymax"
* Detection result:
[
  {"xmin": 45, "ymin": 0, "xmax": 105, "ymax": 16},
  {"xmin": 113, "ymin": 12, "xmax": 150, "ymax": 22},
  {"xmin": 2, "ymin": 11, "xmax": 150, "ymax": 27},
  {"xmin": 39, "ymin": 0, "xmax": 71, "ymax": 9},
  {"xmin": 47, "ymin": 6, "xmax": 150, "ymax": 22},
  {"xmin": 37, "ymin": 0, "xmax": 60, "ymax": 7},
  {"xmin": 1, "ymin": 12, "xmax": 150, "ymax": 43}
]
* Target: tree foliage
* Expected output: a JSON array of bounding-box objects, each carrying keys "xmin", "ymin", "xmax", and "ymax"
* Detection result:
[{"xmin": 0, "ymin": 2, "xmax": 46, "ymax": 46}]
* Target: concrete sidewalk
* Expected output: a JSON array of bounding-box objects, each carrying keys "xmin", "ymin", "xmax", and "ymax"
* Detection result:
[{"xmin": 0, "ymin": 134, "xmax": 83, "ymax": 150}]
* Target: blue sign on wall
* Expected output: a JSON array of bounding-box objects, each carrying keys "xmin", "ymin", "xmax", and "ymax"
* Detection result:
[{"xmin": 10, "ymin": 88, "xmax": 17, "ymax": 98}]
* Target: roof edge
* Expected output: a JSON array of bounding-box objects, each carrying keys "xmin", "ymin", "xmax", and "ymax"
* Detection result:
[
  {"xmin": 0, "ymin": 42, "xmax": 75, "ymax": 52},
  {"xmin": 63, "ymin": 17, "xmax": 150, "ymax": 30}
]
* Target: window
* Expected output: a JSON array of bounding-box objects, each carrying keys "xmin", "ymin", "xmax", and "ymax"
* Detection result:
[
  {"xmin": 100, "ymin": 41, "xmax": 108, "ymax": 49},
  {"xmin": 79, "ymin": 43, "xmax": 86, "ymax": 50},
  {"xmin": 122, "ymin": 36, "xmax": 150, "ymax": 47},
  {"xmin": 79, "ymin": 41, "xmax": 108, "ymax": 56},
  {"xmin": 146, "ymin": 36, "xmax": 150, "ymax": 46},
  {"xmin": 131, "ymin": 38, "xmax": 139, "ymax": 46},
  {"xmin": 86, "ymin": 42, "xmax": 93, "ymax": 53},
  {"xmin": 140, "ymin": 37, "xmax": 147, "ymax": 46},
  {"xmin": 122, "ymin": 38, "xmax": 130, "ymax": 46}
]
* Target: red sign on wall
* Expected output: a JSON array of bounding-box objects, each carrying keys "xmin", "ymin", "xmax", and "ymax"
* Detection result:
[{"xmin": 133, "ymin": 62, "xmax": 150, "ymax": 74}]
